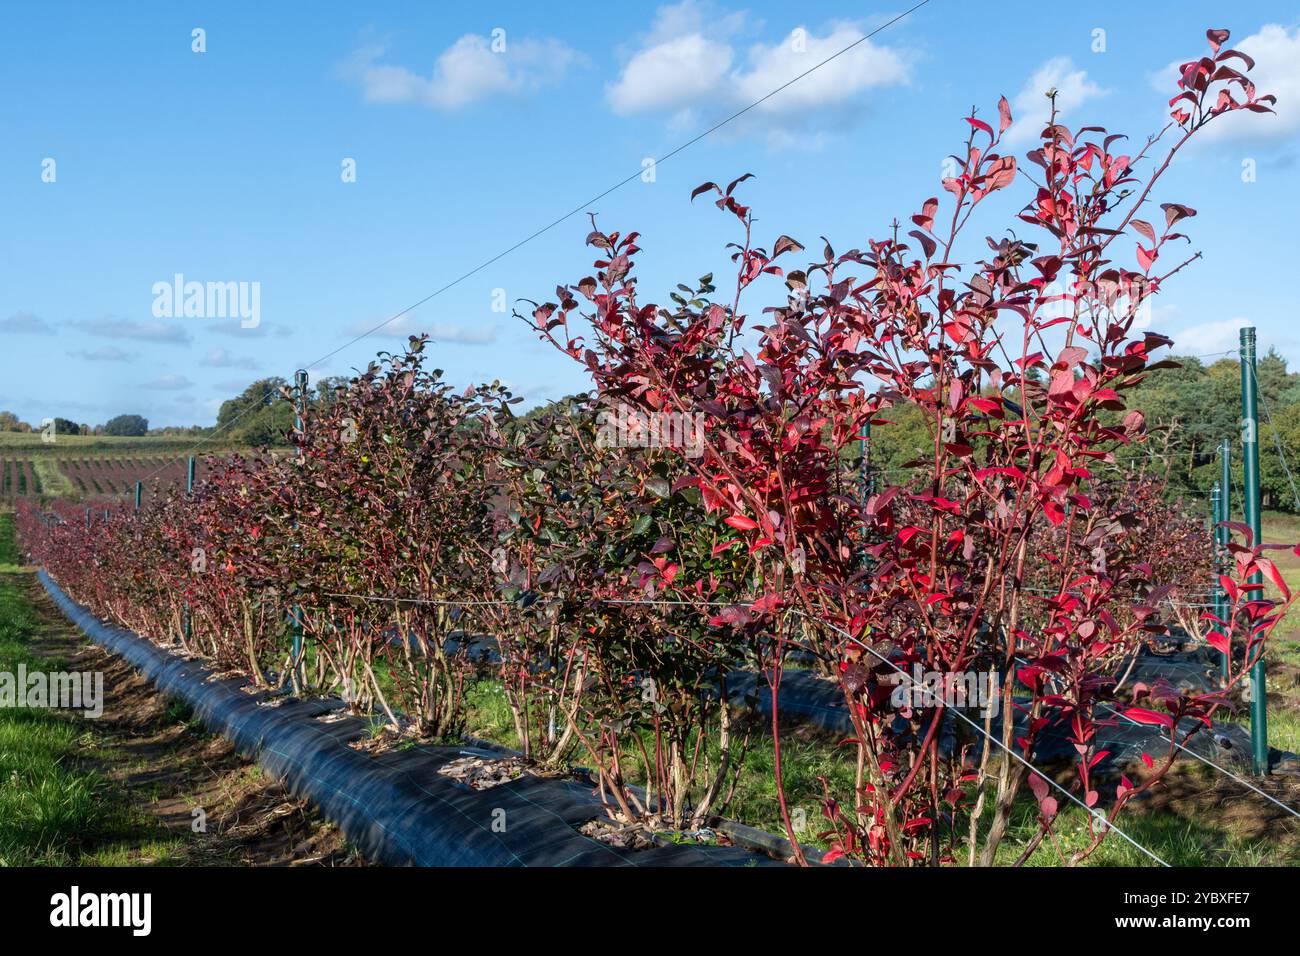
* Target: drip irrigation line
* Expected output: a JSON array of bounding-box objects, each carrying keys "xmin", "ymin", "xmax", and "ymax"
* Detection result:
[
  {"xmin": 809, "ymin": 613, "xmax": 1171, "ymax": 866},
  {"xmin": 120, "ymin": 0, "xmax": 931, "ymax": 492}
]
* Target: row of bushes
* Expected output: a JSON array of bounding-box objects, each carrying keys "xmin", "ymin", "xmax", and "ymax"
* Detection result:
[{"xmin": 19, "ymin": 28, "xmax": 1292, "ymax": 866}]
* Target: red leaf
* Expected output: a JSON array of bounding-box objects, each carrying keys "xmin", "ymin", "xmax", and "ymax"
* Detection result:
[
  {"xmin": 997, "ymin": 95, "xmax": 1012, "ymax": 133},
  {"xmin": 1124, "ymin": 706, "xmax": 1174, "ymax": 729},
  {"xmin": 724, "ymin": 514, "xmax": 759, "ymax": 532}
]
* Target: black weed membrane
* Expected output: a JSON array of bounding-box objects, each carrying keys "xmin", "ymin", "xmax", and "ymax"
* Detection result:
[
  {"xmin": 40, "ymin": 571, "xmax": 779, "ymax": 868},
  {"xmin": 724, "ymin": 650, "xmax": 1290, "ymax": 777}
]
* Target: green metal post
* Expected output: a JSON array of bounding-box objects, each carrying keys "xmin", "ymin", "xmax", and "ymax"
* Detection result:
[
  {"xmin": 134, "ymin": 480, "xmax": 142, "ymax": 510},
  {"xmin": 183, "ymin": 457, "xmax": 196, "ymax": 647},
  {"xmin": 290, "ymin": 369, "xmax": 309, "ymax": 692},
  {"xmin": 1211, "ymin": 481, "xmax": 1227, "ymax": 680},
  {"xmin": 1217, "ymin": 440, "xmax": 1232, "ymax": 681},
  {"xmin": 1240, "ymin": 326, "xmax": 1268, "ymax": 774},
  {"xmin": 859, "ymin": 419, "xmax": 874, "ymax": 565}
]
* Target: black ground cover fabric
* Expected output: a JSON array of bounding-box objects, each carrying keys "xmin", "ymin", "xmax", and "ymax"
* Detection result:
[{"xmin": 40, "ymin": 571, "xmax": 777, "ymax": 868}]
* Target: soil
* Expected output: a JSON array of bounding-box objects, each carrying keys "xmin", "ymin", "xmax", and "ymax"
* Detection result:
[{"xmin": 25, "ymin": 576, "xmax": 366, "ymax": 867}]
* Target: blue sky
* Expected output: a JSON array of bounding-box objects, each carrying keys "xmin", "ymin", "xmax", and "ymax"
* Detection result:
[{"xmin": 2, "ymin": 1, "xmax": 1298, "ymax": 428}]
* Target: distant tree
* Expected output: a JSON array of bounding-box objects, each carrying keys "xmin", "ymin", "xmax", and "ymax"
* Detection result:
[
  {"xmin": 147, "ymin": 424, "xmax": 207, "ymax": 436},
  {"xmin": 52, "ymin": 417, "xmax": 81, "ymax": 436},
  {"xmin": 0, "ymin": 410, "xmax": 26, "ymax": 431},
  {"xmin": 216, "ymin": 377, "xmax": 292, "ymax": 446},
  {"xmin": 103, "ymin": 414, "xmax": 149, "ymax": 437}
]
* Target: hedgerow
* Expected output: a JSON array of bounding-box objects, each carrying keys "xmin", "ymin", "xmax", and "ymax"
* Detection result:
[{"xmin": 16, "ymin": 28, "xmax": 1293, "ymax": 865}]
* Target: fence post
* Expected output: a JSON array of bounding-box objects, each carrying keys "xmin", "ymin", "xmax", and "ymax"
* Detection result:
[
  {"xmin": 134, "ymin": 480, "xmax": 142, "ymax": 510},
  {"xmin": 1240, "ymin": 326, "xmax": 1269, "ymax": 774},
  {"xmin": 1217, "ymin": 439, "xmax": 1231, "ymax": 681},
  {"xmin": 1211, "ymin": 477, "xmax": 1222, "ymax": 632},
  {"xmin": 183, "ymin": 456, "xmax": 196, "ymax": 649},
  {"xmin": 289, "ymin": 369, "xmax": 309, "ymax": 693}
]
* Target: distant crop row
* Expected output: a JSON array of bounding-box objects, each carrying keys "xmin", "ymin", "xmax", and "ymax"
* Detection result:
[
  {"xmin": 0, "ymin": 456, "xmax": 208, "ymax": 500},
  {"xmin": 0, "ymin": 458, "xmax": 40, "ymax": 497}
]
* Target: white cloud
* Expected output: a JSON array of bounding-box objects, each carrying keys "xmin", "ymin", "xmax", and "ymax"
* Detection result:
[
  {"xmin": 1169, "ymin": 317, "xmax": 1251, "ymax": 356},
  {"xmin": 199, "ymin": 348, "xmax": 258, "ymax": 369},
  {"xmin": 346, "ymin": 33, "xmax": 584, "ymax": 111},
  {"xmin": 0, "ymin": 311, "xmax": 56, "ymax": 335},
  {"xmin": 141, "ymin": 374, "xmax": 194, "ymax": 391},
  {"xmin": 733, "ymin": 23, "xmax": 907, "ymax": 115},
  {"xmin": 608, "ymin": 34, "xmax": 734, "ymax": 115},
  {"xmin": 206, "ymin": 319, "xmax": 288, "ymax": 337},
  {"xmin": 1153, "ymin": 24, "xmax": 1300, "ymax": 145},
  {"xmin": 72, "ymin": 318, "xmax": 191, "ymax": 343},
  {"xmin": 606, "ymin": 3, "xmax": 910, "ymax": 147},
  {"xmin": 1004, "ymin": 57, "xmax": 1106, "ymax": 147},
  {"xmin": 343, "ymin": 313, "xmax": 496, "ymax": 345},
  {"xmin": 70, "ymin": 345, "xmax": 135, "ymax": 362}
]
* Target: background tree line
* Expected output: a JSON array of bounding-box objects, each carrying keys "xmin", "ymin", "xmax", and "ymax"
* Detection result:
[{"xmin": 862, "ymin": 349, "xmax": 1300, "ymax": 514}]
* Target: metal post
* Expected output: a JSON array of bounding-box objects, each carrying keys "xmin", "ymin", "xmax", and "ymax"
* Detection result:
[
  {"xmin": 294, "ymin": 369, "xmax": 309, "ymax": 443},
  {"xmin": 184, "ymin": 457, "xmax": 196, "ymax": 648},
  {"xmin": 1217, "ymin": 440, "xmax": 1232, "ymax": 681},
  {"xmin": 859, "ymin": 419, "xmax": 874, "ymax": 566},
  {"xmin": 1240, "ymin": 326, "xmax": 1268, "ymax": 774},
  {"xmin": 134, "ymin": 480, "xmax": 142, "ymax": 510},
  {"xmin": 1211, "ymin": 481, "xmax": 1228, "ymax": 680},
  {"xmin": 290, "ymin": 369, "xmax": 309, "ymax": 692},
  {"xmin": 84, "ymin": 507, "xmax": 90, "ymax": 530}
]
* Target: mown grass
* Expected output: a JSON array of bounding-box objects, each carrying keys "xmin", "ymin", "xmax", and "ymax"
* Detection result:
[
  {"xmin": 0, "ymin": 510, "xmax": 187, "ymax": 865},
  {"xmin": 29, "ymin": 458, "xmax": 74, "ymax": 499}
]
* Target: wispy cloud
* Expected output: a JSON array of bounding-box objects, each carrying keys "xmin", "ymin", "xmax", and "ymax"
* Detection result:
[
  {"xmin": 0, "ymin": 311, "xmax": 56, "ymax": 335},
  {"xmin": 141, "ymin": 373, "xmax": 194, "ymax": 390},
  {"xmin": 206, "ymin": 319, "xmax": 288, "ymax": 338},
  {"xmin": 343, "ymin": 314, "xmax": 497, "ymax": 345},
  {"xmin": 69, "ymin": 345, "xmax": 135, "ymax": 362},
  {"xmin": 1170, "ymin": 317, "xmax": 1252, "ymax": 356},
  {"xmin": 71, "ymin": 318, "xmax": 192, "ymax": 344},
  {"xmin": 1003, "ymin": 57, "xmax": 1106, "ymax": 147},
  {"xmin": 199, "ymin": 347, "xmax": 258, "ymax": 369},
  {"xmin": 344, "ymin": 32, "xmax": 584, "ymax": 111}
]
